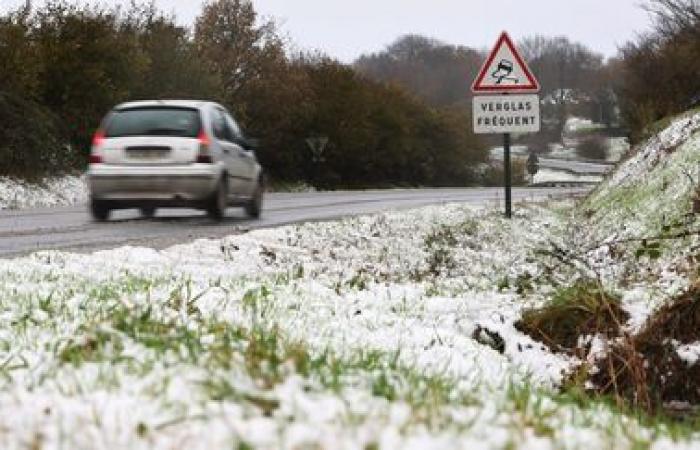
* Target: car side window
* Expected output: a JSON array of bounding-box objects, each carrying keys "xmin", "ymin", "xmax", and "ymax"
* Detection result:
[
  {"xmin": 212, "ymin": 109, "xmax": 229, "ymax": 141},
  {"xmin": 224, "ymin": 113, "xmax": 243, "ymax": 141}
]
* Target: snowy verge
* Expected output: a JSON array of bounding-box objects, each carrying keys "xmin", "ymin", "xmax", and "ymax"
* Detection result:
[
  {"xmin": 583, "ymin": 111, "xmax": 700, "ymax": 240},
  {"xmin": 0, "ymin": 174, "xmax": 87, "ymax": 210},
  {"xmin": 0, "ymin": 201, "xmax": 695, "ymax": 449}
]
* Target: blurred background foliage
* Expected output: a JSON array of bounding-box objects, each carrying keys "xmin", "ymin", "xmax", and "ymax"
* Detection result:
[{"xmin": 0, "ymin": 0, "xmax": 692, "ymax": 186}]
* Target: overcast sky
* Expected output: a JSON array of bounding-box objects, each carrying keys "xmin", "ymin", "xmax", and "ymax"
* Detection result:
[{"xmin": 2, "ymin": 0, "xmax": 654, "ymax": 61}]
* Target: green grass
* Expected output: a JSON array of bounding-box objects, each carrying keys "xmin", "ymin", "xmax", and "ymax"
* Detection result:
[
  {"xmin": 56, "ymin": 287, "xmax": 700, "ymax": 444},
  {"xmin": 563, "ymin": 390, "xmax": 700, "ymax": 443},
  {"xmin": 53, "ymin": 287, "xmax": 475, "ymax": 424},
  {"xmin": 1, "ymin": 203, "xmax": 698, "ymax": 445},
  {"xmin": 508, "ymin": 382, "xmax": 700, "ymax": 446},
  {"xmin": 421, "ymin": 218, "xmax": 481, "ymax": 278}
]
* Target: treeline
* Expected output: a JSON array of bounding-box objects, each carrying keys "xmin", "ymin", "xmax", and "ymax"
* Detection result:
[
  {"xmin": 355, "ymin": 33, "xmax": 620, "ymax": 155},
  {"xmin": 356, "ymin": 35, "xmax": 483, "ymax": 109},
  {"xmin": 618, "ymin": 0, "xmax": 700, "ymax": 142},
  {"xmin": 0, "ymin": 0, "xmax": 487, "ymax": 187},
  {"xmin": 329, "ymin": 2, "xmax": 700, "ymax": 155}
]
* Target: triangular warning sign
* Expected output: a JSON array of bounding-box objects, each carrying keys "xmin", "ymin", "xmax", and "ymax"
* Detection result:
[{"xmin": 472, "ymin": 32, "xmax": 540, "ymax": 93}]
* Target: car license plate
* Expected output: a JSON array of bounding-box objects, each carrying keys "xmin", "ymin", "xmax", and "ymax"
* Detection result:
[{"xmin": 127, "ymin": 147, "xmax": 170, "ymax": 159}]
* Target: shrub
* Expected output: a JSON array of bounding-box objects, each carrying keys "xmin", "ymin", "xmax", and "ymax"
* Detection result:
[
  {"xmin": 479, "ymin": 159, "xmax": 528, "ymax": 187},
  {"xmin": 0, "ymin": 1, "xmax": 489, "ymax": 186},
  {"xmin": 515, "ymin": 280, "xmax": 628, "ymax": 353},
  {"xmin": 0, "ymin": 92, "xmax": 71, "ymax": 179},
  {"xmin": 576, "ymin": 136, "xmax": 609, "ymax": 160}
]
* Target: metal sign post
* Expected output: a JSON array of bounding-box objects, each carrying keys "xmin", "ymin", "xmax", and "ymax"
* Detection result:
[
  {"xmin": 471, "ymin": 31, "xmax": 541, "ymax": 219},
  {"xmin": 306, "ymin": 136, "xmax": 329, "ymax": 187},
  {"xmin": 306, "ymin": 136, "xmax": 329, "ymax": 162},
  {"xmin": 504, "ymin": 133, "xmax": 512, "ymax": 218}
]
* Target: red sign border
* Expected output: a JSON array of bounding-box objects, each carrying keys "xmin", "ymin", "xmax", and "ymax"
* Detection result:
[{"xmin": 471, "ymin": 32, "xmax": 540, "ymax": 94}]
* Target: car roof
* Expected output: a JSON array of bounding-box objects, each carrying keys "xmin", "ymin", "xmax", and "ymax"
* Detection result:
[{"xmin": 113, "ymin": 100, "xmax": 221, "ymax": 111}]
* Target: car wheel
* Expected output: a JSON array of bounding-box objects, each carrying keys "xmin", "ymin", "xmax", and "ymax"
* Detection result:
[
  {"xmin": 90, "ymin": 199, "xmax": 111, "ymax": 222},
  {"xmin": 207, "ymin": 178, "xmax": 227, "ymax": 221},
  {"xmin": 140, "ymin": 207, "xmax": 156, "ymax": 219},
  {"xmin": 245, "ymin": 179, "xmax": 264, "ymax": 219}
]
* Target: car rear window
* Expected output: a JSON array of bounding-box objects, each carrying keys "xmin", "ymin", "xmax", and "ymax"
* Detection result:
[{"xmin": 105, "ymin": 107, "xmax": 201, "ymax": 138}]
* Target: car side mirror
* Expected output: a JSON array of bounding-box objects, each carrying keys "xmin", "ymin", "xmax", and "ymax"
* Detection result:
[
  {"xmin": 244, "ymin": 138, "xmax": 259, "ymax": 151},
  {"xmin": 236, "ymin": 137, "xmax": 258, "ymax": 151}
]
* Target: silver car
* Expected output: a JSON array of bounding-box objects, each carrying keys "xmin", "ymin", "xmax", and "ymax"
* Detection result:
[{"xmin": 88, "ymin": 100, "xmax": 264, "ymax": 221}]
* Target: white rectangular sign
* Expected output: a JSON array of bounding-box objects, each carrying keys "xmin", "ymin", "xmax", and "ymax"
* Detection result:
[{"xmin": 473, "ymin": 94, "xmax": 540, "ymax": 134}]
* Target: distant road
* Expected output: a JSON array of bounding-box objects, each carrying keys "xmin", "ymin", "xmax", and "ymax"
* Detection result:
[
  {"xmin": 537, "ymin": 157, "xmax": 614, "ymax": 175},
  {"xmin": 0, "ymin": 188, "xmax": 586, "ymax": 257},
  {"xmin": 491, "ymin": 151, "xmax": 614, "ymax": 176}
]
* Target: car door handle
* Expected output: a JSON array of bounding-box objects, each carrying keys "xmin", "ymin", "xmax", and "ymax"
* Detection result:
[{"xmin": 223, "ymin": 148, "xmax": 231, "ymax": 154}]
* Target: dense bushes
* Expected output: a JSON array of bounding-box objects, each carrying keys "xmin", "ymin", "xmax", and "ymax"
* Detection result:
[
  {"xmin": 290, "ymin": 62, "xmax": 486, "ymax": 188},
  {"xmin": 0, "ymin": 93, "xmax": 68, "ymax": 179},
  {"xmin": 0, "ymin": 0, "xmax": 486, "ymax": 187},
  {"xmin": 0, "ymin": 1, "xmax": 222, "ymax": 177},
  {"xmin": 576, "ymin": 136, "xmax": 609, "ymax": 160}
]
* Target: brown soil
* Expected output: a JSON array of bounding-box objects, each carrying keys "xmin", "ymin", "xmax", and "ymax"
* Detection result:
[
  {"xmin": 516, "ymin": 281, "xmax": 700, "ymax": 412},
  {"xmin": 637, "ymin": 285, "xmax": 700, "ymax": 345},
  {"xmin": 591, "ymin": 284, "xmax": 700, "ymax": 411}
]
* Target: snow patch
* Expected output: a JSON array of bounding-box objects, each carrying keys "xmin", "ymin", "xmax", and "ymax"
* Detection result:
[
  {"xmin": 676, "ymin": 342, "xmax": 700, "ymax": 366},
  {"xmin": 0, "ymin": 174, "xmax": 87, "ymax": 210}
]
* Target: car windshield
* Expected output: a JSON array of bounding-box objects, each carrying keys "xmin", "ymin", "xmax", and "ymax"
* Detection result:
[{"xmin": 105, "ymin": 107, "xmax": 201, "ymax": 138}]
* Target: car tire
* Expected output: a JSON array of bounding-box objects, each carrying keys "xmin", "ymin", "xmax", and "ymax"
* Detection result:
[
  {"xmin": 90, "ymin": 199, "xmax": 111, "ymax": 222},
  {"xmin": 245, "ymin": 178, "xmax": 264, "ymax": 219},
  {"xmin": 207, "ymin": 177, "xmax": 228, "ymax": 221},
  {"xmin": 140, "ymin": 207, "xmax": 156, "ymax": 219}
]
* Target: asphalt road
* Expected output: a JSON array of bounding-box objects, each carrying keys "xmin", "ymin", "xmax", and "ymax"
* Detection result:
[{"xmin": 0, "ymin": 188, "xmax": 586, "ymax": 257}]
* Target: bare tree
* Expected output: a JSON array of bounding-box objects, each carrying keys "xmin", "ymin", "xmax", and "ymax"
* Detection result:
[
  {"xmin": 616, "ymin": 0, "xmax": 700, "ymax": 141},
  {"xmin": 355, "ymin": 35, "xmax": 482, "ymax": 108},
  {"xmin": 519, "ymin": 35, "xmax": 604, "ymax": 98},
  {"xmin": 643, "ymin": 0, "xmax": 700, "ymax": 38}
]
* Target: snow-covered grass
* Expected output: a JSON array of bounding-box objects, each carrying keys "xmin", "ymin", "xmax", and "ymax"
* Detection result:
[
  {"xmin": 583, "ymin": 112, "xmax": 700, "ymax": 241},
  {"xmin": 529, "ymin": 114, "xmax": 700, "ymax": 337},
  {"xmin": 528, "ymin": 111, "xmax": 700, "ymax": 418},
  {"xmin": 0, "ymin": 174, "xmax": 87, "ymax": 210},
  {"xmin": 608, "ymin": 137, "xmax": 631, "ymax": 162},
  {"xmin": 0, "ymin": 199, "xmax": 697, "ymax": 449},
  {"xmin": 1, "ymin": 112, "xmax": 700, "ymax": 448},
  {"xmin": 265, "ymin": 180, "xmax": 319, "ymax": 193}
]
